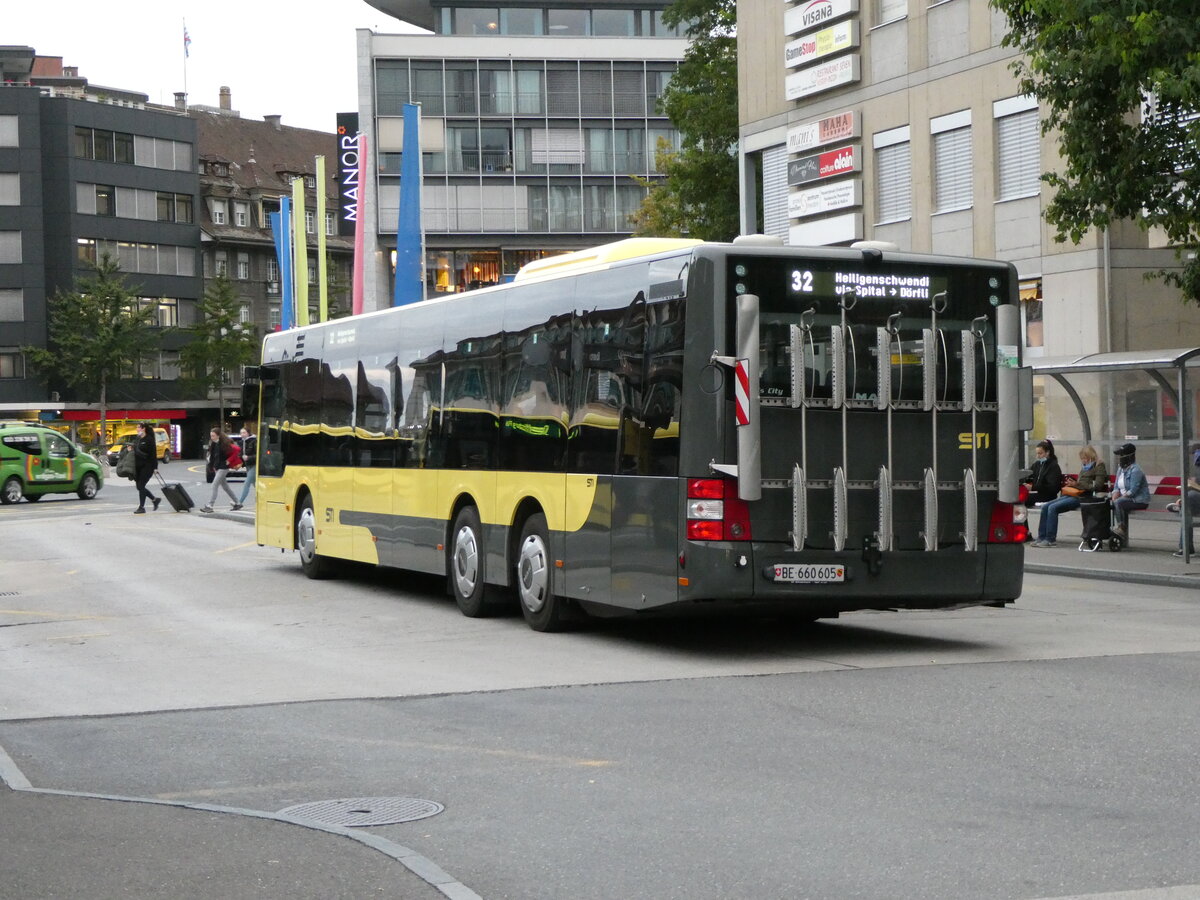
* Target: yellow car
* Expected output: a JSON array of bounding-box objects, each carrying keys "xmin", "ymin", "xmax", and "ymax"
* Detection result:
[{"xmin": 107, "ymin": 427, "xmax": 171, "ymax": 465}]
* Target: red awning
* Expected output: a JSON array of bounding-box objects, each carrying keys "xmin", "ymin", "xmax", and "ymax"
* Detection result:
[{"xmin": 61, "ymin": 409, "xmax": 187, "ymax": 421}]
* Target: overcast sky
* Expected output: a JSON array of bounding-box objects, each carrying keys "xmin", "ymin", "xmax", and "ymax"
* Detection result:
[{"xmin": 6, "ymin": 1, "xmax": 426, "ymax": 133}]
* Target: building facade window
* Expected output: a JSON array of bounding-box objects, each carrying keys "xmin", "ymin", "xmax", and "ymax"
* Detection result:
[
  {"xmin": 235, "ymin": 201, "xmax": 249, "ymax": 226},
  {"xmin": 267, "ymin": 259, "xmax": 279, "ymax": 283},
  {"xmin": 237, "ymin": 253, "xmax": 250, "ymax": 280},
  {"xmin": 1020, "ymin": 278, "xmax": 1044, "ymax": 357},
  {"xmin": 214, "ymin": 250, "xmax": 228, "ymax": 277},
  {"xmin": 931, "ymin": 113, "xmax": 972, "ymax": 213},
  {"xmin": 211, "ymin": 200, "xmax": 227, "ymax": 225},
  {"xmin": 0, "ymin": 115, "xmax": 17, "ymax": 147},
  {"xmin": 304, "ymin": 175, "xmax": 316, "ymax": 189},
  {"xmin": 873, "ymin": 126, "xmax": 912, "ymax": 223},
  {"xmin": 0, "ymin": 289, "xmax": 23, "ymax": 322},
  {"xmin": 305, "ymin": 210, "xmax": 315, "ymax": 234},
  {"xmin": 95, "ymin": 185, "xmax": 116, "ymax": 217},
  {"xmin": 240, "ymin": 303, "xmax": 253, "ymax": 325},
  {"xmin": 157, "ymin": 192, "xmax": 193, "ymax": 223},
  {"xmin": 74, "ymin": 127, "xmax": 135, "ymax": 163},
  {"xmin": 876, "ymin": 0, "xmax": 907, "ymax": 25},
  {"xmin": 997, "ymin": 106, "xmax": 1041, "ymax": 200},
  {"xmin": 325, "ymin": 211, "xmax": 336, "ymax": 235},
  {"xmin": 268, "ymin": 304, "xmax": 281, "ymax": 330},
  {"xmin": 308, "ymin": 258, "xmax": 318, "ymax": 283},
  {"xmin": 0, "ymin": 348, "xmax": 23, "ymax": 379},
  {"xmin": 0, "ymin": 173, "xmax": 20, "ymax": 206},
  {"xmin": 0, "ymin": 231, "xmax": 22, "ymax": 264}
]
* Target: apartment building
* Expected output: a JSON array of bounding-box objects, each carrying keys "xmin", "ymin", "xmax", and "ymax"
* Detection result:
[
  {"xmin": 189, "ymin": 89, "xmax": 353, "ymax": 335},
  {"xmin": 0, "ymin": 47, "xmax": 200, "ymax": 420}
]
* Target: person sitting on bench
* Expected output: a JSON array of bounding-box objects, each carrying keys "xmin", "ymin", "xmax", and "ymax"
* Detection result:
[{"xmin": 1110, "ymin": 442, "xmax": 1150, "ymax": 538}]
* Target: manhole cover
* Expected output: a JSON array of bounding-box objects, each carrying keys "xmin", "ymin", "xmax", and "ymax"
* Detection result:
[{"xmin": 277, "ymin": 797, "xmax": 444, "ymax": 827}]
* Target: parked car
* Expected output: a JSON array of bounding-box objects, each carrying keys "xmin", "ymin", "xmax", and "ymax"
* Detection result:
[
  {"xmin": 0, "ymin": 422, "xmax": 104, "ymax": 504},
  {"xmin": 107, "ymin": 427, "xmax": 171, "ymax": 465}
]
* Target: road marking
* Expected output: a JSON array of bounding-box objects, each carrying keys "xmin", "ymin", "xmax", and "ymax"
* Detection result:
[
  {"xmin": 0, "ymin": 610, "xmax": 110, "ymax": 622},
  {"xmin": 216, "ymin": 541, "xmax": 258, "ymax": 554},
  {"xmin": 0, "ymin": 740, "xmax": 482, "ymax": 900},
  {"xmin": 46, "ymin": 632, "xmax": 110, "ymax": 641}
]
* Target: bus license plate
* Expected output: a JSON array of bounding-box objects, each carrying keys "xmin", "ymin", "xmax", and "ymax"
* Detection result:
[{"xmin": 772, "ymin": 564, "xmax": 845, "ymax": 584}]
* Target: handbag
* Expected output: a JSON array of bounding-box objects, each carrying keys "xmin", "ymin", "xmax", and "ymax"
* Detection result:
[
  {"xmin": 115, "ymin": 448, "xmax": 136, "ymax": 479},
  {"xmin": 1061, "ymin": 485, "xmax": 1084, "ymax": 497}
]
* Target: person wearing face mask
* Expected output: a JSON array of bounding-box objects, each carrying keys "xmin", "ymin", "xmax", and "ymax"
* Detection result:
[
  {"xmin": 1023, "ymin": 439, "xmax": 1062, "ymax": 506},
  {"xmin": 1109, "ymin": 442, "xmax": 1150, "ymax": 539},
  {"xmin": 1032, "ymin": 445, "xmax": 1108, "ymax": 548}
]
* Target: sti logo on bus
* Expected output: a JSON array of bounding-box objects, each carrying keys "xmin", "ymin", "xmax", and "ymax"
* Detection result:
[{"xmin": 959, "ymin": 432, "xmax": 991, "ymax": 449}]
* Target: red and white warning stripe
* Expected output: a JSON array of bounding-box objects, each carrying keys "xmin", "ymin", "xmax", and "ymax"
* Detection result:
[{"xmin": 734, "ymin": 358, "xmax": 750, "ymax": 427}]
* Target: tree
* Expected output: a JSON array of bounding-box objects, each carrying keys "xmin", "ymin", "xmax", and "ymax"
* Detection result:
[
  {"xmin": 992, "ymin": 0, "xmax": 1200, "ymax": 304},
  {"xmin": 177, "ymin": 273, "xmax": 260, "ymax": 430},
  {"xmin": 631, "ymin": 0, "xmax": 741, "ymax": 241},
  {"xmin": 23, "ymin": 254, "xmax": 160, "ymax": 449}
]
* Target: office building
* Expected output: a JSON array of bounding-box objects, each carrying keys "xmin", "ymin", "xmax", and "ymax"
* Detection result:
[
  {"xmin": 734, "ymin": 0, "xmax": 1200, "ymax": 365},
  {"xmin": 357, "ymin": 1, "xmax": 688, "ymax": 305}
]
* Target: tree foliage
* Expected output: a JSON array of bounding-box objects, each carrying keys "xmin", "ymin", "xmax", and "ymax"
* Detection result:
[
  {"xmin": 632, "ymin": 0, "xmax": 740, "ymax": 241},
  {"xmin": 23, "ymin": 254, "xmax": 160, "ymax": 444},
  {"xmin": 992, "ymin": 0, "xmax": 1200, "ymax": 304},
  {"xmin": 176, "ymin": 272, "xmax": 259, "ymax": 427}
]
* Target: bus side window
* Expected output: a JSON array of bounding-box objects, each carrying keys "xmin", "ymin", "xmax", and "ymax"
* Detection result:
[{"xmin": 260, "ymin": 370, "xmax": 286, "ymax": 477}]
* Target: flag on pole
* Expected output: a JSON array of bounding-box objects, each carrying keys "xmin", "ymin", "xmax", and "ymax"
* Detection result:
[
  {"xmin": 270, "ymin": 206, "xmax": 294, "ymax": 331},
  {"xmin": 183, "ymin": 23, "xmax": 192, "ymax": 58},
  {"xmin": 393, "ymin": 103, "xmax": 425, "ymax": 307},
  {"xmin": 316, "ymin": 155, "xmax": 328, "ymax": 322},
  {"xmin": 292, "ymin": 178, "xmax": 309, "ymax": 327}
]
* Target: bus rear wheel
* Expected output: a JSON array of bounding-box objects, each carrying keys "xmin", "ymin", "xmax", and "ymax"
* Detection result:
[
  {"xmin": 516, "ymin": 513, "xmax": 573, "ymax": 632},
  {"xmin": 297, "ymin": 495, "xmax": 335, "ymax": 579},
  {"xmin": 450, "ymin": 506, "xmax": 501, "ymax": 617}
]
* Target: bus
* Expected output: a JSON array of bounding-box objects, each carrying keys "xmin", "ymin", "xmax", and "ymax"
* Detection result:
[{"xmin": 244, "ymin": 237, "xmax": 1031, "ymax": 631}]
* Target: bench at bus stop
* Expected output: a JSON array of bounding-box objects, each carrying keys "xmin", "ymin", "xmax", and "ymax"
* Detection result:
[{"xmin": 1044, "ymin": 473, "xmax": 1195, "ymax": 546}]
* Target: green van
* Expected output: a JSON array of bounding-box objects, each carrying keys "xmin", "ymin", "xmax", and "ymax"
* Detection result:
[{"xmin": 0, "ymin": 422, "xmax": 104, "ymax": 504}]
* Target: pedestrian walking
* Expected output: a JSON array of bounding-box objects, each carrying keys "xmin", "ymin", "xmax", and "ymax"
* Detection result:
[
  {"xmin": 201, "ymin": 428, "xmax": 240, "ymax": 513},
  {"xmin": 132, "ymin": 422, "xmax": 162, "ymax": 515},
  {"xmin": 233, "ymin": 426, "xmax": 257, "ymax": 511}
]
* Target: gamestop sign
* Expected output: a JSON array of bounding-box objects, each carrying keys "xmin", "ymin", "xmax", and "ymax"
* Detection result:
[
  {"xmin": 784, "ymin": 21, "xmax": 859, "ymax": 68},
  {"xmin": 785, "ymin": 0, "xmax": 860, "ymax": 36},
  {"xmin": 787, "ymin": 144, "xmax": 861, "ymax": 186}
]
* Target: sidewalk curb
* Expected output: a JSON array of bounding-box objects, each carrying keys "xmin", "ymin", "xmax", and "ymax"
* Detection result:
[{"xmin": 1024, "ymin": 563, "xmax": 1199, "ymax": 590}]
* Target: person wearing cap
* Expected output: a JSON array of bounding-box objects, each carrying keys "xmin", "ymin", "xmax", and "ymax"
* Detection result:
[{"xmin": 1110, "ymin": 442, "xmax": 1150, "ymax": 538}]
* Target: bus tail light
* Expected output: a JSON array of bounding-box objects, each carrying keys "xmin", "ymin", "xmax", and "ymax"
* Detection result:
[
  {"xmin": 987, "ymin": 486, "xmax": 1028, "ymax": 544},
  {"xmin": 687, "ymin": 478, "xmax": 752, "ymax": 541}
]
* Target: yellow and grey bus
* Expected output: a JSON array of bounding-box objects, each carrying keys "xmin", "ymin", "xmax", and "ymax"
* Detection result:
[{"xmin": 245, "ymin": 237, "xmax": 1030, "ymax": 631}]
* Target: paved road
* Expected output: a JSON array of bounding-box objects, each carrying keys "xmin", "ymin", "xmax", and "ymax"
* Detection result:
[{"xmin": 3, "ymin": 492, "xmax": 1200, "ymax": 899}]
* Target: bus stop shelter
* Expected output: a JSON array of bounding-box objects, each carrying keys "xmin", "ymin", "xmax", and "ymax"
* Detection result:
[{"xmin": 1028, "ymin": 348, "xmax": 1198, "ymax": 563}]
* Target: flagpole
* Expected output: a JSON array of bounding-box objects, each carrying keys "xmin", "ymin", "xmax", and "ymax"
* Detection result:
[{"xmin": 182, "ymin": 19, "xmax": 190, "ymax": 100}]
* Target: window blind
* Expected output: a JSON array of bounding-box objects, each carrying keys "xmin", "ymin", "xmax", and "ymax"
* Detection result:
[
  {"xmin": 997, "ymin": 109, "xmax": 1040, "ymax": 200},
  {"xmin": 875, "ymin": 142, "xmax": 911, "ymax": 223},
  {"xmin": 933, "ymin": 126, "xmax": 972, "ymax": 212}
]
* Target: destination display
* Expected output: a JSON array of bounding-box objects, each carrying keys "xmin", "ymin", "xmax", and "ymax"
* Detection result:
[{"xmin": 787, "ymin": 266, "xmax": 948, "ymax": 302}]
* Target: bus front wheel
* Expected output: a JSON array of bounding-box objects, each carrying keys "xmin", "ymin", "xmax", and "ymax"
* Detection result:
[
  {"xmin": 450, "ymin": 506, "xmax": 499, "ymax": 617},
  {"xmin": 516, "ymin": 513, "xmax": 573, "ymax": 632},
  {"xmin": 297, "ymin": 495, "xmax": 335, "ymax": 579}
]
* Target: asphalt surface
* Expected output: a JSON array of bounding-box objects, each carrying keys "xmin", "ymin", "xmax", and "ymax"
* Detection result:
[{"xmin": 2, "ymin": 475, "xmax": 1196, "ymax": 899}]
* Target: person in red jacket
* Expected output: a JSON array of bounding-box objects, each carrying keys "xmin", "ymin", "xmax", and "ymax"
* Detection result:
[{"xmin": 201, "ymin": 428, "xmax": 240, "ymax": 513}]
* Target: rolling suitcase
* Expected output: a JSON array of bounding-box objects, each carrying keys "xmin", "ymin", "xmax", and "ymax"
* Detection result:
[{"xmin": 155, "ymin": 471, "xmax": 194, "ymax": 512}]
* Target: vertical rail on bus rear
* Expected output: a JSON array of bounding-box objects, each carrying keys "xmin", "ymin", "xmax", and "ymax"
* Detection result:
[
  {"xmin": 710, "ymin": 292, "xmax": 762, "ymax": 501},
  {"xmin": 831, "ymin": 288, "xmax": 855, "ymax": 551},
  {"xmin": 788, "ymin": 315, "xmax": 813, "ymax": 551},
  {"xmin": 875, "ymin": 315, "xmax": 900, "ymax": 552},
  {"xmin": 921, "ymin": 292, "xmax": 948, "ymax": 551},
  {"xmin": 995, "ymin": 302, "xmax": 1021, "ymax": 502}
]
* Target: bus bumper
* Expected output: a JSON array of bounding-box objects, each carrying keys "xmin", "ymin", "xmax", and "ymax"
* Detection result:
[{"xmin": 675, "ymin": 541, "xmax": 1024, "ymax": 614}]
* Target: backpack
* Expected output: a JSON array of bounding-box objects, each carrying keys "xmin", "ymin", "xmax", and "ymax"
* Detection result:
[{"xmin": 227, "ymin": 441, "xmax": 243, "ymax": 469}]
